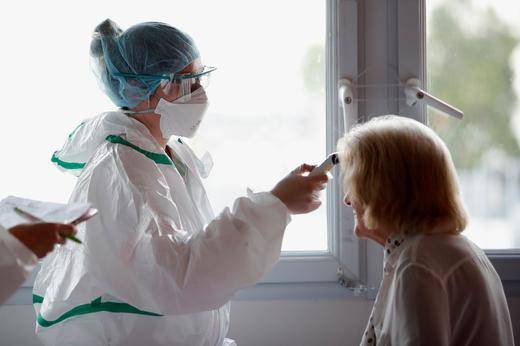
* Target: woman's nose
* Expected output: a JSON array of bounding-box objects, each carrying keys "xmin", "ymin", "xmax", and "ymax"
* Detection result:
[{"xmin": 343, "ymin": 195, "xmax": 351, "ymax": 206}]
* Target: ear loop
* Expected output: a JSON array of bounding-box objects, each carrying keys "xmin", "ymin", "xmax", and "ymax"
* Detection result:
[{"xmin": 180, "ymin": 79, "xmax": 192, "ymax": 101}]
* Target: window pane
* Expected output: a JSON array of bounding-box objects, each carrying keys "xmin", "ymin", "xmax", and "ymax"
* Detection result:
[
  {"xmin": 195, "ymin": 1, "xmax": 327, "ymax": 252},
  {"xmin": 427, "ymin": 0, "xmax": 520, "ymax": 249},
  {"xmin": 0, "ymin": 0, "xmax": 327, "ymax": 252}
]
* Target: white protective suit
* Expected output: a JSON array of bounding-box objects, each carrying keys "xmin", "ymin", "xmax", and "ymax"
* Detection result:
[
  {"xmin": 0, "ymin": 224, "xmax": 37, "ymax": 304},
  {"xmin": 34, "ymin": 112, "xmax": 291, "ymax": 346}
]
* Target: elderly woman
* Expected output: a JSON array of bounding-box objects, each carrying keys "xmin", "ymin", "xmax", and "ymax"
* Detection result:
[{"xmin": 338, "ymin": 116, "xmax": 514, "ymax": 345}]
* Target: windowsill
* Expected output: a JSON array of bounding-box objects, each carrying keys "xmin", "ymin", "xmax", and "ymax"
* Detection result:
[
  {"xmin": 5, "ymin": 252, "xmax": 519, "ymax": 306},
  {"xmin": 487, "ymin": 251, "xmax": 520, "ymax": 282},
  {"xmin": 234, "ymin": 282, "xmax": 373, "ymax": 301},
  {"xmin": 6, "ymin": 278, "xmax": 520, "ymax": 307},
  {"xmin": 5, "ymin": 283, "xmax": 371, "ymax": 306}
]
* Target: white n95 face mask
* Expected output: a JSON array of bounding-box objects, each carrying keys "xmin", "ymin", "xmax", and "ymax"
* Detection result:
[{"xmin": 155, "ymin": 88, "xmax": 209, "ymax": 138}]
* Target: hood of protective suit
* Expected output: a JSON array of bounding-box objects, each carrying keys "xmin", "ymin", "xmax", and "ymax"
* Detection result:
[
  {"xmin": 51, "ymin": 112, "xmax": 151, "ymax": 176},
  {"xmin": 51, "ymin": 112, "xmax": 213, "ymax": 178}
]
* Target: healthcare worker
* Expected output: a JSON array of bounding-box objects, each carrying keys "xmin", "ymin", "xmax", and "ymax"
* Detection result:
[
  {"xmin": 33, "ymin": 19, "xmax": 328, "ymax": 346},
  {"xmin": 0, "ymin": 222, "xmax": 75, "ymax": 304}
]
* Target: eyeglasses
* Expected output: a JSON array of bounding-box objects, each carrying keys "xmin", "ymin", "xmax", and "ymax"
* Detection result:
[
  {"xmin": 169, "ymin": 66, "xmax": 216, "ymax": 95},
  {"xmin": 113, "ymin": 66, "xmax": 216, "ymax": 97},
  {"xmin": 169, "ymin": 66, "xmax": 217, "ymax": 81},
  {"xmin": 113, "ymin": 66, "xmax": 216, "ymax": 83}
]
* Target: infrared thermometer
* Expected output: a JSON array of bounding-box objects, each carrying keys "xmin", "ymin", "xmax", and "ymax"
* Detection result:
[{"xmin": 309, "ymin": 152, "xmax": 339, "ymax": 177}]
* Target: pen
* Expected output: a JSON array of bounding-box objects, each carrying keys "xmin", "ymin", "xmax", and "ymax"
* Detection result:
[{"xmin": 13, "ymin": 207, "xmax": 83, "ymax": 244}]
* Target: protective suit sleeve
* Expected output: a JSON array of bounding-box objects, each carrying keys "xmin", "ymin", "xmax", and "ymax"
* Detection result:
[
  {"xmin": 389, "ymin": 264, "xmax": 450, "ymax": 346},
  {"xmin": 0, "ymin": 225, "xmax": 37, "ymax": 304},
  {"xmin": 145, "ymin": 191, "xmax": 290, "ymax": 314},
  {"xmin": 82, "ymin": 144, "xmax": 290, "ymax": 315}
]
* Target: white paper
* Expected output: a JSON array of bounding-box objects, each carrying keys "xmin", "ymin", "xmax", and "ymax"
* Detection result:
[{"xmin": 0, "ymin": 196, "xmax": 93, "ymax": 229}]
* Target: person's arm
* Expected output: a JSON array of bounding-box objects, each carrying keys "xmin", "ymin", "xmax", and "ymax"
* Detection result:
[
  {"xmin": 80, "ymin": 144, "xmax": 325, "ymax": 314},
  {"xmin": 0, "ymin": 224, "xmax": 37, "ymax": 304},
  {"xmin": 0, "ymin": 223, "xmax": 75, "ymax": 304},
  {"xmin": 388, "ymin": 263, "xmax": 450, "ymax": 346}
]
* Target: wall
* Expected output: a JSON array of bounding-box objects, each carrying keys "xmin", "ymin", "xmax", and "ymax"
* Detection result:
[
  {"xmin": 1, "ymin": 297, "xmax": 518, "ymax": 346},
  {"xmin": 230, "ymin": 298, "xmax": 520, "ymax": 345}
]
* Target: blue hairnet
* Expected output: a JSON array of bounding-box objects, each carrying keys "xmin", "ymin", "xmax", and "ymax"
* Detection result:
[{"xmin": 90, "ymin": 19, "xmax": 200, "ymax": 108}]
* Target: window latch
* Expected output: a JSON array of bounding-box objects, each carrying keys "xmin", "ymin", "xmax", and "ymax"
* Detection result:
[{"xmin": 404, "ymin": 77, "xmax": 464, "ymax": 119}]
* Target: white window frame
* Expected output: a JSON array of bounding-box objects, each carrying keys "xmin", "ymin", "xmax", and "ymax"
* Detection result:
[
  {"xmin": 261, "ymin": 0, "xmax": 364, "ymax": 288},
  {"xmin": 257, "ymin": 0, "xmax": 520, "ymax": 299},
  {"xmin": 239, "ymin": 0, "xmax": 386, "ymax": 300},
  {"xmin": 240, "ymin": 0, "xmax": 520, "ymax": 299}
]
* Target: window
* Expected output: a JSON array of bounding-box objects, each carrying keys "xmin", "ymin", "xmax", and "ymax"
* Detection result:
[
  {"xmin": 194, "ymin": 1, "xmax": 327, "ymax": 252},
  {"xmin": 0, "ymin": 1, "xmax": 328, "ymax": 254},
  {"xmin": 1, "ymin": 0, "xmax": 363, "ymax": 302},
  {"xmin": 426, "ymin": 0, "xmax": 520, "ymax": 250},
  {"xmin": 351, "ymin": 0, "xmax": 520, "ymax": 291}
]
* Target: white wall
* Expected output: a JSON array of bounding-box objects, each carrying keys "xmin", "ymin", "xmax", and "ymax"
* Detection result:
[
  {"xmin": 230, "ymin": 298, "xmax": 520, "ymax": 345},
  {"xmin": 228, "ymin": 299, "xmax": 372, "ymax": 346},
  {"xmin": 1, "ymin": 297, "xmax": 518, "ymax": 346}
]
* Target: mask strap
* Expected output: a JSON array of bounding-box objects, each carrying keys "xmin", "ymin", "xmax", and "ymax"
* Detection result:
[
  {"xmin": 181, "ymin": 79, "xmax": 192, "ymax": 100},
  {"xmin": 120, "ymin": 108, "xmax": 155, "ymax": 115}
]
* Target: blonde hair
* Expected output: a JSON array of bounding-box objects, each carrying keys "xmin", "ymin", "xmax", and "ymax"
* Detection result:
[{"xmin": 337, "ymin": 115, "xmax": 467, "ymax": 236}]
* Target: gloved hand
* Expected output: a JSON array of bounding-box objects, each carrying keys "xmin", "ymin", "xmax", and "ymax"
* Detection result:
[
  {"xmin": 271, "ymin": 164, "xmax": 328, "ymax": 214},
  {"xmin": 9, "ymin": 223, "xmax": 76, "ymax": 258}
]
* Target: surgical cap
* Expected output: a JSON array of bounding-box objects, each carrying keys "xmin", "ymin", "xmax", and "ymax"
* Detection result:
[{"xmin": 90, "ymin": 19, "xmax": 200, "ymax": 108}]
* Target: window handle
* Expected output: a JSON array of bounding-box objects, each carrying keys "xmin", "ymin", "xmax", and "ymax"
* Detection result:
[
  {"xmin": 404, "ymin": 77, "xmax": 464, "ymax": 119},
  {"xmin": 338, "ymin": 78, "xmax": 355, "ymax": 133}
]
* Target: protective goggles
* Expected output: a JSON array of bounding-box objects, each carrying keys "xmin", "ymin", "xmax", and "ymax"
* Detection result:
[
  {"xmin": 166, "ymin": 66, "xmax": 216, "ymax": 96},
  {"xmin": 114, "ymin": 65, "xmax": 216, "ymax": 98}
]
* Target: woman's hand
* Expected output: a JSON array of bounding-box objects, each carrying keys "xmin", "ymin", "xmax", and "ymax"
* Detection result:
[
  {"xmin": 271, "ymin": 164, "xmax": 328, "ymax": 214},
  {"xmin": 9, "ymin": 223, "xmax": 76, "ymax": 258}
]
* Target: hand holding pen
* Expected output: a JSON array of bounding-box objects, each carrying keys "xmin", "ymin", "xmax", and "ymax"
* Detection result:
[
  {"xmin": 13, "ymin": 207, "xmax": 84, "ymax": 244},
  {"xmin": 8, "ymin": 222, "xmax": 76, "ymax": 258}
]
